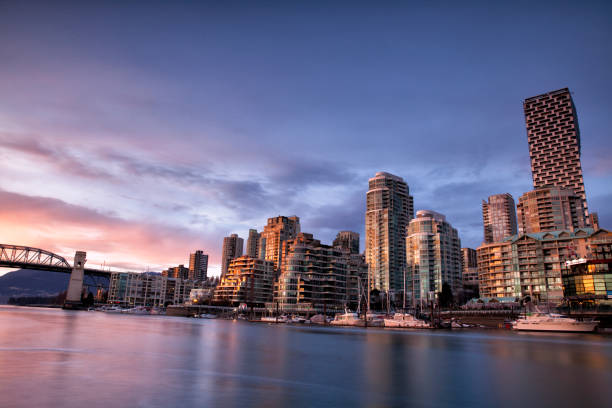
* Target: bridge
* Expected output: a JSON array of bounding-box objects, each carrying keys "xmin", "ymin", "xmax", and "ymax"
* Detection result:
[
  {"xmin": 0, "ymin": 244, "xmax": 111, "ymax": 307},
  {"xmin": 0, "ymin": 244, "xmax": 111, "ymax": 278}
]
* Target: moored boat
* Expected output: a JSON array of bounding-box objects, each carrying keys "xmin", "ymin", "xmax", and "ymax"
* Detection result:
[
  {"xmin": 383, "ymin": 313, "xmax": 430, "ymax": 328},
  {"xmin": 330, "ymin": 311, "xmax": 362, "ymax": 326},
  {"xmin": 512, "ymin": 313, "xmax": 598, "ymax": 332}
]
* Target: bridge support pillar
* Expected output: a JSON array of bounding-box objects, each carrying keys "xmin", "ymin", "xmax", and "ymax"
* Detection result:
[{"xmin": 64, "ymin": 251, "xmax": 87, "ymax": 308}]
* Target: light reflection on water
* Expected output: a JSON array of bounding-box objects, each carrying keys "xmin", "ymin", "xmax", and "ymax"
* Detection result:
[{"xmin": 0, "ymin": 306, "xmax": 610, "ymax": 408}]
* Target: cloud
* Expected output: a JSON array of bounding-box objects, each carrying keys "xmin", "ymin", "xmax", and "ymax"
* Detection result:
[
  {"xmin": 0, "ymin": 133, "xmax": 114, "ymax": 180},
  {"xmin": 0, "ymin": 189, "xmax": 221, "ymax": 272}
]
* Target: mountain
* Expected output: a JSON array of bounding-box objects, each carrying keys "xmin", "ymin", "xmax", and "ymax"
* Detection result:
[{"xmin": 0, "ymin": 269, "xmax": 70, "ymax": 303}]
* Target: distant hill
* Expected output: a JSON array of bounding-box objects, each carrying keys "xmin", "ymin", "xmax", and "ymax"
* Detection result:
[{"xmin": 0, "ymin": 269, "xmax": 70, "ymax": 303}]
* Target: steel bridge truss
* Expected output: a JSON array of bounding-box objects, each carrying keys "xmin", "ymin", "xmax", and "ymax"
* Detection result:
[{"xmin": 0, "ymin": 244, "xmax": 71, "ymax": 269}]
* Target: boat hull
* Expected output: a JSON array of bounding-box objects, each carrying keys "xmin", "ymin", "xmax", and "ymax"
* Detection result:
[{"xmin": 513, "ymin": 321, "xmax": 598, "ymax": 332}]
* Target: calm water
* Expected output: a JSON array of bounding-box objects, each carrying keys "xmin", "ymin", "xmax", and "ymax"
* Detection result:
[{"xmin": 0, "ymin": 306, "xmax": 610, "ymax": 408}]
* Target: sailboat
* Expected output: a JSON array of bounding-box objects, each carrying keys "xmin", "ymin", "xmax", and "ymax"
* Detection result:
[{"xmin": 383, "ymin": 267, "xmax": 430, "ymax": 328}]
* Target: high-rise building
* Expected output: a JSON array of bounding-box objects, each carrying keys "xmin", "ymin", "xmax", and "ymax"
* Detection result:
[
  {"xmin": 188, "ymin": 250, "xmax": 208, "ymax": 281},
  {"xmin": 221, "ymin": 234, "xmax": 243, "ymax": 277},
  {"xmin": 259, "ymin": 216, "xmax": 300, "ymax": 270},
  {"xmin": 246, "ymin": 229, "xmax": 260, "ymax": 258},
  {"xmin": 406, "ymin": 210, "xmax": 462, "ymax": 303},
  {"xmin": 482, "ymin": 193, "xmax": 517, "ymax": 243},
  {"xmin": 524, "ymin": 88, "xmax": 588, "ymax": 216},
  {"xmin": 333, "ymin": 231, "xmax": 360, "ymax": 254},
  {"xmin": 275, "ymin": 233, "xmax": 348, "ymax": 314},
  {"xmin": 516, "ymin": 187, "xmax": 587, "ymax": 234},
  {"xmin": 365, "ymin": 172, "xmax": 414, "ymax": 293}
]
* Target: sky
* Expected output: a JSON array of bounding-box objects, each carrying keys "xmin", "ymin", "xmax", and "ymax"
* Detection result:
[{"xmin": 1, "ymin": 1, "xmax": 611, "ymax": 275}]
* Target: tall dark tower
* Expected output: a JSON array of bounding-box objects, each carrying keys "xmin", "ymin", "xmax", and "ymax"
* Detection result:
[{"xmin": 524, "ymin": 88, "xmax": 588, "ymax": 216}]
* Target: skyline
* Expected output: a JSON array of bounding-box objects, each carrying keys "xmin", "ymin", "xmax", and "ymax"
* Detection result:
[{"xmin": 1, "ymin": 1, "xmax": 612, "ymax": 275}]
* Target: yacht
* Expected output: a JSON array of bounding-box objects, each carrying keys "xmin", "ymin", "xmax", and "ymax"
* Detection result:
[
  {"xmin": 512, "ymin": 313, "xmax": 598, "ymax": 332},
  {"xmin": 330, "ymin": 311, "xmax": 362, "ymax": 326},
  {"xmin": 353, "ymin": 312, "xmax": 385, "ymax": 327},
  {"xmin": 383, "ymin": 312, "xmax": 430, "ymax": 329},
  {"xmin": 261, "ymin": 315, "xmax": 288, "ymax": 323}
]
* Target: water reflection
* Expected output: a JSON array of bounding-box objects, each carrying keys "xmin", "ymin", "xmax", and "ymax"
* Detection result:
[{"xmin": 0, "ymin": 306, "xmax": 611, "ymax": 408}]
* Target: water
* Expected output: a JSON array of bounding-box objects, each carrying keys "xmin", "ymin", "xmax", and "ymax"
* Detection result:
[{"xmin": 0, "ymin": 306, "xmax": 610, "ymax": 408}]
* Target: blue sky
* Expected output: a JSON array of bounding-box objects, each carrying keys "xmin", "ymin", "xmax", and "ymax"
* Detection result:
[{"xmin": 1, "ymin": 1, "xmax": 611, "ymax": 274}]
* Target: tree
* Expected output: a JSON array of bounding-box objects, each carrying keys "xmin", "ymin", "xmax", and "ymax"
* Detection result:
[{"xmin": 438, "ymin": 283, "xmax": 453, "ymax": 308}]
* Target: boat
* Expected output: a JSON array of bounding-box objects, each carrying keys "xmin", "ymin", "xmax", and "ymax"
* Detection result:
[
  {"xmin": 122, "ymin": 306, "xmax": 150, "ymax": 315},
  {"xmin": 309, "ymin": 314, "xmax": 329, "ymax": 325},
  {"xmin": 199, "ymin": 313, "xmax": 218, "ymax": 319},
  {"xmin": 383, "ymin": 312, "xmax": 430, "ymax": 328},
  {"xmin": 101, "ymin": 306, "xmax": 124, "ymax": 314},
  {"xmin": 289, "ymin": 315, "xmax": 306, "ymax": 324},
  {"xmin": 354, "ymin": 312, "xmax": 384, "ymax": 327},
  {"xmin": 512, "ymin": 313, "xmax": 598, "ymax": 332},
  {"xmin": 261, "ymin": 315, "xmax": 288, "ymax": 323},
  {"xmin": 330, "ymin": 310, "xmax": 362, "ymax": 326}
]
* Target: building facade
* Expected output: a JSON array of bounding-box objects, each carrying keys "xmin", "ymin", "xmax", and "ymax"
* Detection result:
[
  {"xmin": 221, "ymin": 234, "xmax": 244, "ymax": 277},
  {"xmin": 213, "ymin": 256, "xmax": 275, "ymax": 306},
  {"xmin": 333, "ymin": 231, "xmax": 360, "ymax": 254},
  {"xmin": 365, "ymin": 172, "xmax": 414, "ymax": 293},
  {"xmin": 524, "ymin": 88, "xmax": 588, "ymax": 216},
  {"xmin": 259, "ymin": 216, "xmax": 300, "ymax": 270},
  {"xmin": 188, "ymin": 250, "xmax": 208, "ymax": 281},
  {"xmin": 482, "ymin": 193, "xmax": 517, "ymax": 243},
  {"xmin": 516, "ymin": 187, "xmax": 587, "ymax": 234},
  {"xmin": 274, "ymin": 233, "xmax": 348, "ymax": 314},
  {"xmin": 246, "ymin": 229, "xmax": 261, "ymax": 258},
  {"xmin": 406, "ymin": 210, "xmax": 462, "ymax": 304},
  {"xmin": 108, "ymin": 273, "xmax": 198, "ymax": 307},
  {"xmin": 162, "ymin": 265, "xmax": 189, "ymax": 280},
  {"xmin": 476, "ymin": 229, "xmax": 612, "ymax": 302},
  {"xmin": 461, "ymin": 247, "xmax": 479, "ymax": 300}
]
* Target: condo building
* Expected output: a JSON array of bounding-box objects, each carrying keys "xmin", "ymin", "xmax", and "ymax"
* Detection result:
[
  {"xmin": 333, "ymin": 231, "xmax": 360, "ymax": 254},
  {"xmin": 461, "ymin": 247, "xmax": 479, "ymax": 300},
  {"xmin": 406, "ymin": 210, "xmax": 462, "ymax": 303},
  {"xmin": 221, "ymin": 234, "xmax": 244, "ymax": 277},
  {"xmin": 259, "ymin": 216, "xmax": 300, "ymax": 270},
  {"xmin": 162, "ymin": 264, "xmax": 189, "ymax": 279},
  {"xmin": 461, "ymin": 248, "xmax": 478, "ymax": 285},
  {"xmin": 108, "ymin": 272, "xmax": 198, "ymax": 307},
  {"xmin": 524, "ymin": 88, "xmax": 588, "ymax": 215},
  {"xmin": 482, "ymin": 193, "xmax": 517, "ymax": 243},
  {"xmin": 188, "ymin": 250, "xmax": 208, "ymax": 281},
  {"xmin": 516, "ymin": 187, "xmax": 587, "ymax": 234},
  {"xmin": 477, "ymin": 229, "xmax": 612, "ymax": 302},
  {"xmin": 274, "ymin": 233, "xmax": 348, "ymax": 314},
  {"xmin": 213, "ymin": 256, "xmax": 275, "ymax": 306},
  {"xmin": 246, "ymin": 229, "xmax": 261, "ymax": 258},
  {"xmin": 365, "ymin": 172, "xmax": 414, "ymax": 293}
]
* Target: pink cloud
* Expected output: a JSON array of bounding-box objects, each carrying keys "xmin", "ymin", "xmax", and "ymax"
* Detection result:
[{"xmin": 0, "ymin": 189, "xmax": 220, "ymax": 272}]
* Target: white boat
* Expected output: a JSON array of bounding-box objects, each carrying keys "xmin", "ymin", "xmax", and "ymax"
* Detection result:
[
  {"xmin": 289, "ymin": 315, "xmax": 306, "ymax": 324},
  {"xmin": 512, "ymin": 313, "xmax": 598, "ymax": 332},
  {"xmin": 122, "ymin": 306, "xmax": 149, "ymax": 315},
  {"xmin": 101, "ymin": 306, "xmax": 124, "ymax": 313},
  {"xmin": 383, "ymin": 313, "xmax": 430, "ymax": 329},
  {"xmin": 330, "ymin": 311, "xmax": 362, "ymax": 326},
  {"xmin": 261, "ymin": 315, "xmax": 288, "ymax": 323},
  {"xmin": 309, "ymin": 314, "xmax": 328, "ymax": 325},
  {"xmin": 199, "ymin": 313, "xmax": 218, "ymax": 319}
]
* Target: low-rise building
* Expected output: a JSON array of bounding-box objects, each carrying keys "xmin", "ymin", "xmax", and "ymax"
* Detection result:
[
  {"xmin": 213, "ymin": 256, "xmax": 275, "ymax": 306},
  {"xmin": 108, "ymin": 272, "xmax": 202, "ymax": 307},
  {"xmin": 477, "ymin": 228, "xmax": 612, "ymax": 302},
  {"xmin": 274, "ymin": 233, "xmax": 348, "ymax": 314}
]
